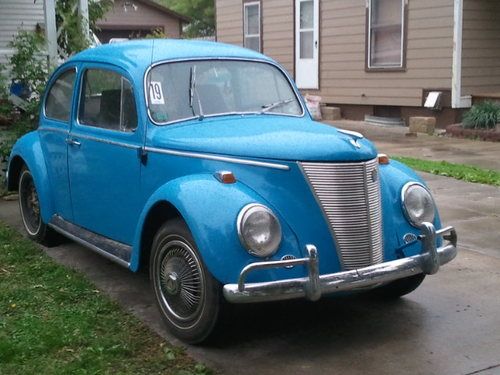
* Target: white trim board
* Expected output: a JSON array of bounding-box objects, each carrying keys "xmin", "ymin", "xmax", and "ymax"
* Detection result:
[{"xmin": 452, "ymin": 0, "xmax": 471, "ymax": 108}]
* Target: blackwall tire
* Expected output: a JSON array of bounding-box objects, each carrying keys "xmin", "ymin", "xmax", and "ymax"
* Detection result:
[
  {"xmin": 150, "ymin": 218, "xmax": 221, "ymax": 344},
  {"xmin": 18, "ymin": 167, "xmax": 57, "ymax": 246},
  {"xmin": 371, "ymin": 273, "xmax": 426, "ymax": 299}
]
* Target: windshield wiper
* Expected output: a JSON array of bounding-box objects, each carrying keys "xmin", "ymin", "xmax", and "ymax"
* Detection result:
[
  {"xmin": 261, "ymin": 98, "xmax": 294, "ymax": 113},
  {"xmin": 189, "ymin": 65, "xmax": 204, "ymax": 120}
]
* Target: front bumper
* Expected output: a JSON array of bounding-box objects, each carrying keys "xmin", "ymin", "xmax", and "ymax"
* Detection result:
[{"xmin": 223, "ymin": 223, "xmax": 457, "ymax": 303}]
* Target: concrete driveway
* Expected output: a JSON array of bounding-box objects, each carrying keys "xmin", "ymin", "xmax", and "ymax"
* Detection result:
[{"xmin": 1, "ymin": 171, "xmax": 499, "ymax": 375}]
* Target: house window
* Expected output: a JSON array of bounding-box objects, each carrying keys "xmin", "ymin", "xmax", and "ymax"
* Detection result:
[
  {"xmin": 367, "ymin": 0, "xmax": 406, "ymax": 70},
  {"xmin": 244, "ymin": 1, "xmax": 261, "ymax": 52}
]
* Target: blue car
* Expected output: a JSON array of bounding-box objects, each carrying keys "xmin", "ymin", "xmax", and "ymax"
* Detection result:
[{"xmin": 6, "ymin": 40, "xmax": 457, "ymax": 343}]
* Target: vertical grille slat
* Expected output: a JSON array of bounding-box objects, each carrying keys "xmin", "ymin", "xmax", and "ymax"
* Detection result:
[{"xmin": 301, "ymin": 158, "xmax": 383, "ymax": 270}]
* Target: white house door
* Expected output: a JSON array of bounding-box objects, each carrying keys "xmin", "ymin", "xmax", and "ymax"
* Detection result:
[{"xmin": 295, "ymin": 0, "xmax": 319, "ymax": 89}]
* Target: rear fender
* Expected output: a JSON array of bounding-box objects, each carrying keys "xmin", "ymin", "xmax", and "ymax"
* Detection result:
[{"xmin": 7, "ymin": 132, "xmax": 54, "ymax": 223}]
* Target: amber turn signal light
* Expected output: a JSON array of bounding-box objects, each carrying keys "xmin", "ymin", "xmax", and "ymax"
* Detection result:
[
  {"xmin": 378, "ymin": 154, "xmax": 390, "ymax": 165},
  {"xmin": 214, "ymin": 171, "xmax": 236, "ymax": 184}
]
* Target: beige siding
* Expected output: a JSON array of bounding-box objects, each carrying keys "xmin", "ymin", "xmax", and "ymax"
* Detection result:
[
  {"xmin": 315, "ymin": 0, "xmax": 454, "ymax": 107},
  {"xmin": 261, "ymin": 0, "xmax": 294, "ymax": 73},
  {"xmin": 216, "ymin": 0, "xmax": 456, "ymax": 107},
  {"xmin": 216, "ymin": 0, "xmax": 243, "ymax": 46},
  {"xmin": 216, "ymin": 0, "xmax": 293, "ymax": 72},
  {"xmin": 98, "ymin": 0, "xmax": 181, "ymax": 38},
  {"xmin": 461, "ymin": 0, "xmax": 500, "ymax": 96},
  {"xmin": 0, "ymin": 0, "xmax": 45, "ymax": 66}
]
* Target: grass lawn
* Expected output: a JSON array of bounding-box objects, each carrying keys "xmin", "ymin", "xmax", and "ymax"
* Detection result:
[
  {"xmin": 0, "ymin": 222, "xmax": 212, "ymax": 375},
  {"xmin": 393, "ymin": 156, "xmax": 500, "ymax": 186}
]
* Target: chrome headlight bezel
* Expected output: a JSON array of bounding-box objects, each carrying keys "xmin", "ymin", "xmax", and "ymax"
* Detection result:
[
  {"xmin": 401, "ymin": 182, "xmax": 436, "ymax": 227},
  {"xmin": 237, "ymin": 203, "xmax": 282, "ymax": 258}
]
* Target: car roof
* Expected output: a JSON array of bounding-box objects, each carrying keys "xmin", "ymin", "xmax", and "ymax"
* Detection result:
[{"xmin": 67, "ymin": 39, "xmax": 272, "ymax": 74}]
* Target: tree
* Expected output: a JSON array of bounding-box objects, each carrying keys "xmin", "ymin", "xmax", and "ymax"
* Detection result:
[
  {"xmin": 55, "ymin": 0, "xmax": 113, "ymax": 57},
  {"xmin": 157, "ymin": 0, "xmax": 215, "ymax": 37}
]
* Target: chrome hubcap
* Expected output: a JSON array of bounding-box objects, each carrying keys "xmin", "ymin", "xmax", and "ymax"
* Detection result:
[
  {"xmin": 158, "ymin": 240, "xmax": 204, "ymax": 323},
  {"xmin": 165, "ymin": 272, "xmax": 180, "ymax": 294}
]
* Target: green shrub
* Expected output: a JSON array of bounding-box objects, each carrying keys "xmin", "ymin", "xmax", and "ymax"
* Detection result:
[
  {"xmin": 0, "ymin": 30, "xmax": 48, "ymax": 163},
  {"xmin": 462, "ymin": 101, "xmax": 500, "ymax": 130}
]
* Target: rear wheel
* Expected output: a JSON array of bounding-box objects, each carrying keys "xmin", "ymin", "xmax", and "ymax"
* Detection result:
[
  {"xmin": 18, "ymin": 167, "xmax": 57, "ymax": 245},
  {"xmin": 150, "ymin": 219, "xmax": 221, "ymax": 344},
  {"xmin": 371, "ymin": 274, "xmax": 426, "ymax": 299}
]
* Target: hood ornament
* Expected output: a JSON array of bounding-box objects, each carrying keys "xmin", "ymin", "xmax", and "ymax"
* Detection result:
[
  {"xmin": 338, "ymin": 129, "xmax": 364, "ymax": 150},
  {"xmin": 349, "ymin": 139, "xmax": 361, "ymax": 149}
]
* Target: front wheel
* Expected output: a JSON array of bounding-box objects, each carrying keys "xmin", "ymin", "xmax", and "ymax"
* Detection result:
[
  {"xmin": 371, "ymin": 273, "xmax": 426, "ymax": 299},
  {"xmin": 150, "ymin": 219, "xmax": 221, "ymax": 344}
]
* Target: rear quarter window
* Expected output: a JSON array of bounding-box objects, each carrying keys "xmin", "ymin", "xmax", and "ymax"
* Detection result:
[{"xmin": 45, "ymin": 69, "xmax": 76, "ymax": 122}]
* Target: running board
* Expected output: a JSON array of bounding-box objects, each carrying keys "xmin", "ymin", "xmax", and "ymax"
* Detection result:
[{"xmin": 49, "ymin": 215, "xmax": 131, "ymax": 268}]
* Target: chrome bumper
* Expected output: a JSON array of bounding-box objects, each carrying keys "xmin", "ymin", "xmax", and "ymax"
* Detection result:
[{"xmin": 223, "ymin": 223, "xmax": 457, "ymax": 304}]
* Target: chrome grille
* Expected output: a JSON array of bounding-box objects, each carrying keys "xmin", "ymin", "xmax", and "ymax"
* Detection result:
[{"xmin": 300, "ymin": 158, "xmax": 383, "ymax": 270}]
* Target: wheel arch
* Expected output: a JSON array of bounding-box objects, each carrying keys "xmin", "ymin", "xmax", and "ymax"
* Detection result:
[
  {"xmin": 6, "ymin": 155, "xmax": 25, "ymax": 191},
  {"xmin": 137, "ymin": 200, "xmax": 184, "ymax": 272}
]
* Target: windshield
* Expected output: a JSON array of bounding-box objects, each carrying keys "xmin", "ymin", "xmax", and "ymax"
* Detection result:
[{"xmin": 146, "ymin": 60, "xmax": 303, "ymax": 124}]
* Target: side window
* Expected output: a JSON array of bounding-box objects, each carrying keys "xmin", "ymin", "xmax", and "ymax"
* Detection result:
[
  {"xmin": 79, "ymin": 69, "xmax": 137, "ymax": 132},
  {"xmin": 45, "ymin": 69, "xmax": 76, "ymax": 122}
]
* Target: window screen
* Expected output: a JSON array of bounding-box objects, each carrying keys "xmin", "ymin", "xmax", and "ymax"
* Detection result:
[
  {"xmin": 79, "ymin": 69, "xmax": 137, "ymax": 132},
  {"xmin": 244, "ymin": 2, "xmax": 261, "ymax": 52},
  {"xmin": 368, "ymin": 0, "xmax": 404, "ymax": 68},
  {"xmin": 45, "ymin": 69, "xmax": 76, "ymax": 122}
]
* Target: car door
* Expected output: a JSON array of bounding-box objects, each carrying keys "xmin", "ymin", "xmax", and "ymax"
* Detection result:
[
  {"xmin": 39, "ymin": 66, "xmax": 78, "ymax": 221},
  {"xmin": 67, "ymin": 64, "xmax": 142, "ymax": 245}
]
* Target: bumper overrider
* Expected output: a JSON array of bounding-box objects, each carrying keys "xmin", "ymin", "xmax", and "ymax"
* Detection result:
[{"xmin": 223, "ymin": 223, "xmax": 457, "ymax": 303}]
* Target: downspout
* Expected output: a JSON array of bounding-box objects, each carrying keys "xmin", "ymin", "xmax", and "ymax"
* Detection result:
[
  {"xmin": 78, "ymin": 0, "xmax": 91, "ymax": 44},
  {"xmin": 43, "ymin": 0, "xmax": 58, "ymax": 68},
  {"xmin": 452, "ymin": 0, "xmax": 471, "ymax": 108}
]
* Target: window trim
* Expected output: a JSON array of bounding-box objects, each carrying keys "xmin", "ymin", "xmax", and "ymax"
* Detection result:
[
  {"xmin": 365, "ymin": 0, "xmax": 407, "ymax": 72},
  {"xmin": 77, "ymin": 67, "xmax": 138, "ymax": 133},
  {"xmin": 43, "ymin": 67, "xmax": 77, "ymax": 123},
  {"xmin": 243, "ymin": 0, "xmax": 262, "ymax": 52}
]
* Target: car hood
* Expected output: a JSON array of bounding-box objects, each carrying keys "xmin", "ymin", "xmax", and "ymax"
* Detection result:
[{"xmin": 148, "ymin": 115, "xmax": 378, "ymax": 162}]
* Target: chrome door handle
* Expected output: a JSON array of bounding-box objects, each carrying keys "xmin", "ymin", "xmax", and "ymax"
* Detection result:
[{"xmin": 66, "ymin": 138, "xmax": 81, "ymax": 147}]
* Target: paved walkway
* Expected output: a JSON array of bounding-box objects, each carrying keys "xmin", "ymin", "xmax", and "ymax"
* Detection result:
[{"xmin": 326, "ymin": 120, "xmax": 500, "ymax": 171}]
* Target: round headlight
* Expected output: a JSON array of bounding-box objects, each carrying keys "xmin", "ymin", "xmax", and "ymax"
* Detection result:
[
  {"xmin": 237, "ymin": 204, "xmax": 282, "ymax": 257},
  {"xmin": 402, "ymin": 182, "xmax": 436, "ymax": 227}
]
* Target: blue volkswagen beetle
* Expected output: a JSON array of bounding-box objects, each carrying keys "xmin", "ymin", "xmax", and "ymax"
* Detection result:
[{"xmin": 6, "ymin": 40, "xmax": 457, "ymax": 343}]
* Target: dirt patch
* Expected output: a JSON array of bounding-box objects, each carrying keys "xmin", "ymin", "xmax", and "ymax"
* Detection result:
[{"xmin": 446, "ymin": 124, "xmax": 500, "ymax": 142}]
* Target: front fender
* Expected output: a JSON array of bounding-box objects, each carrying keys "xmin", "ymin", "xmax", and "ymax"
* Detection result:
[
  {"xmin": 131, "ymin": 174, "xmax": 302, "ymax": 283},
  {"xmin": 8, "ymin": 131, "xmax": 54, "ymax": 223},
  {"xmin": 378, "ymin": 160, "xmax": 443, "ymax": 259}
]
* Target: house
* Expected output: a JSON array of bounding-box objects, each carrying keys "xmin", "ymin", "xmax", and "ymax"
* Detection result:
[
  {"xmin": 0, "ymin": 0, "xmax": 45, "ymax": 67},
  {"xmin": 215, "ymin": 0, "xmax": 500, "ymax": 127},
  {"xmin": 96, "ymin": 0, "xmax": 190, "ymax": 42},
  {"xmin": 0, "ymin": 0, "xmax": 189, "ymax": 68}
]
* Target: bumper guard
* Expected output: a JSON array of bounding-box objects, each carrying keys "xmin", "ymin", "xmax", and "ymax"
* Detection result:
[{"xmin": 223, "ymin": 223, "xmax": 457, "ymax": 303}]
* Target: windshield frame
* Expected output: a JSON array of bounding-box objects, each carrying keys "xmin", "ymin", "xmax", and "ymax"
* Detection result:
[{"xmin": 144, "ymin": 57, "xmax": 306, "ymax": 126}]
